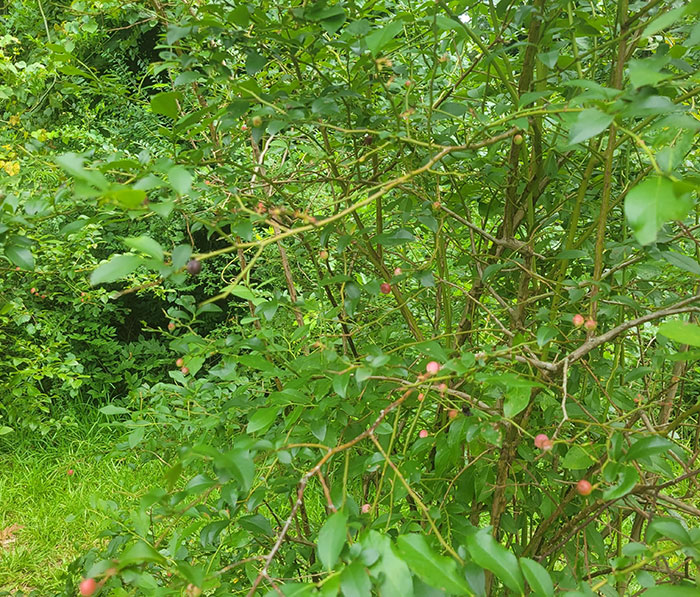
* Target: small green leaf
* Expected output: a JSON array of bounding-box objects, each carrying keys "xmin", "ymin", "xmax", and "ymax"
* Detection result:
[
  {"xmin": 317, "ymin": 512, "xmax": 348, "ymax": 570},
  {"xmin": 124, "ymin": 236, "xmax": 164, "ymax": 261},
  {"xmin": 602, "ymin": 465, "xmax": 638, "ymax": 500},
  {"xmin": 365, "ymin": 21, "xmax": 404, "ymax": 56},
  {"xmin": 120, "ymin": 541, "xmax": 165, "ymax": 566},
  {"xmin": 150, "ymin": 91, "xmax": 182, "ymax": 119},
  {"xmin": 520, "ymin": 557, "xmax": 554, "ymax": 597},
  {"xmin": 658, "ymin": 320, "xmax": 700, "ymax": 347},
  {"xmin": 536, "ymin": 326, "xmax": 557, "ymax": 347},
  {"xmin": 340, "ymin": 559, "xmax": 371, "ymax": 597},
  {"xmin": 466, "ymin": 529, "xmax": 524, "ymax": 594},
  {"xmin": 172, "ymin": 245, "xmax": 192, "ymax": 269},
  {"xmin": 247, "ymin": 407, "xmax": 279, "ymax": 434},
  {"xmin": 396, "ymin": 534, "xmax": 471, "ymax": 594},
  {"xmin": 98, "ymin": 404, "xmax": 130, "ymax": 415},
  {"xmin": 568, "ymin": 109, "xmax": 613, "ymax": 145},
  {"xmin": 90, "ymin": 254, "xmax": 143, "ymax": 285},
  {"xmin": 5, "ymin": 245, "xmax": 34, "ymax": 270},
  {"xmin": 624, "ymin": 176, "xmax": 694, "ymax": 246},
  {"xmin": 643, "ymin": 586, "xmax": 700, "ymax": 597},
  {"xmin": 623, "ymin": 436, "xmax": 673, "ymax": 462},
  {"xmin": 562, "ymin": 445, "xmax": 596, "ymax": 470},
  {"xmin": 648, "ymin": 517, "xmax": 692, "ymax": 546},
  {"xmin": 245, "ymin": 51, "xmax": 267, "ymax": 75},
  {"xmin": 168, "ymin": 165, "xmax": 192, "ymax": 195}
]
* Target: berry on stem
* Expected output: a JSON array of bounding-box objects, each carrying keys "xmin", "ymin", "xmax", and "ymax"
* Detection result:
[
  {"xmin": 572, "ymin": 313, "xmax": 585, "ymax": 327},
  {"xmin": 393, "ymin": 267, "xmax": 402, "ymax": 276},
  {"xmin": 419, "ymin": 429, "xmax": 429, "ymax": 438},
  {"xmin": 361, "ymin": 503, "xmax": 371, "ymax": 514},
  {"xmin": 79, "ymin": 578, "xmax": 97, "ymax": 597},
  {"xmin": 186, "ymin": 259, "xmax": 202, "ymax": 275},
  {"xmin": 584, "ymin": 318, "xmax": 597, "ymax": 331},
  {"xmin": 380, "ymin": 282, "xmax": 391, "ymax": 294},
  {"xmin": 534, "ymin": 433, "xmax": 549, "ymax": 449},
  {"xmin": 576, "ymin": 479, "xmax": 592, "ymax": 496},
  {"xmin": 425, "ymin": 361, "xmax": 441, "ymax": 376}
]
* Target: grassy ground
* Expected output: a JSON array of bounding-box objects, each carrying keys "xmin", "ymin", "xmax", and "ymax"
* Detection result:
[{"xmin": 0, "ymin": 423, "xmax": 165, "ymax": 595}]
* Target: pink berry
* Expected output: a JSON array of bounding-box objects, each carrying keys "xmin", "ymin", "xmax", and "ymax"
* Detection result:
[
  {"xmin": 30, "ymin": 287, "xmax": 36, "ymax": 294},
  {"xmin": 361, "ymin": 503, "xmax": 371, "ymax": 514},
  {"xmin": 534, "ymin": 433, "xmax": 549, "ymax": 449},
  {"xmin": 181, "ymin": 366, "xmax": 189, "ymax": 375},
  {"xmin": 393, "ymin": 267, "xmax": 402, "ymax": 276},
  {"xmin": 438, "ymin": 383, "xmax": 447, "ymax": 394},
  {"xmin": 67, "ymin": 469, "xmax": 74, "ymax": 476},
  {"xmin": 541, "ymin": 439, "xmax": 554, "ymax": 451},
  {"xmin": 448, "ymin": 409, "xmax": 458, "ymax": 419},
  {"xmin": 576, "ymin": 479, "xmax": 592, "ymax": 496},
  {"xmin": 572, "ymin": 313, "xmax": 584, "ymax": 327},
  {"xmin": 168, "ymin": 322, "xmax": 176, "ymax": 331},
  {"xmin": 417, "ymin": 393, "xmax": 424, "ymax": 402},
  {"xmin": 15, "ymin": 266, "xmax": 20, "ymax": 271},
  {"xmin": 79, "ymin": 578, "xmax": 97, "ymax": 596},
  {"xmin": 419, "ymin": 429, "xmax": 428, "ymax": 438},
  {"xmin": 425, "ymin": 361, "xmax": 441, "ymax": 376},
  {"xmin": 176, "ymin": 358, "xmax": 184, "ymax": 368},
  {"xmin": 380, "ymin": 282, "xmax": 391, "ymax": 294},
  {"xmin": 405, "ymin": 80, "xmax": 412, "ymax": 87},
  {"xmin": 584, "ymin": 318, "xmax": 597, "ymax": 331}
]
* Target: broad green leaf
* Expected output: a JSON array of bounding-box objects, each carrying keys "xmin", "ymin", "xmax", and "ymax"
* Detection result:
[
  {"xmin": 503, "ymin": 384, "xmax": 530, "ymax": 419},
  {"xmin": 5, "ymin": 245, "xmax": 34, "ymax": 270},
  {"xmin": 333, "ymin": 371, "xmax": 351, "ymax": 398},
  {"xmin": 602, "ymin": 465, "xmax": 638, "ymax": 500},
  {"xmin": 661, "ymin": 251, "xmax": 700, "ymax": 276},
  {"xmin": 168, "ymin": 165, "xmax": 192, "ymax": 195},
  {"xmin": 317, "ymin": 512, "xmax": 348, "ymax": 570},
  {"xmin": 628, "ymin": 57, "xmax": 671, "ymax": 88},
  {"xmin": 466, "ymin": 529, "xmax": 524, "ymax": 594},
  {"xmin": 239, "ymin": 513, "xmax": 274, "ymax": 537},
  {"xmin": 150, "ymin": 91, "xmax": 182, "ymax": 119},
  {"xmin": 658, "ymin": 320, "xmax": 700, "ymax": 347},
  {"xmin": 172, "ymin": 245, "xmax": 192, "ymax": 269},
  {"xmin": 0, "ymin": 426, "xmax": 14, "ymax": 436},
  {"xmin": 519, "ymin": 557, "xmax": 554, "ymax": 597},
  {"xmin": 365, "ymin": 21, "xmax": 404, "ymax": 56},
  {"xmin": 103, "ymin": 187, "xmax": 146, "ymax": 209},
  {"xmin": 362, "ymin": 532, "xmax": 413, "ymax": 596},
  {"xmin": 120, "ymin": 540, "xmax": 165, "ymax": 566},
  {"xmin": 643, "ymin": 586, "xmax": 700, "ymax": 597},
  {"xmin": 623, "ymin": 436, "xmax": 673, "ymax": 462},
  {"xmin": 245, "ymin": 51, "xmax": 266, "ymax": 75},
  {"xmin": 396, "ymin": 534, "xmax": 471, "ymax": 594},
  {"xmin": 536, "ymin": 326, "xmax": 557, "ymax": 347},
  {"xmin": 98, "ymin": 405, "xmax": 130, "ymax": 415},
  {"xmin": 568, "ymin": 109, "xmax": 613, "ymax": 145},
  {"xmin": 247, "ymin": 407, "xmax": 279, "ymax": 434},
  {"xmin": 124, "ymin": 236, "xmax": 164, "ymax": 261},
  {"xmin": 340, "ymin": 559, "xmax": 371, "ymax": 597},
  {"xmin": 642, "ymin": 3, "xmax": 696, "ymax": 37},
  {"xmin": 648, "ymin": 518, "xmax": 692, "ymax": 546},
  {"xmin": 562, "ymin": 445, "xmax": 596, "ymax": 470},
  {"xmin": 90, "ymin": 254, "xmax": 143, "ymax": 285},
  {"xmin": 624, "ymin": 177, "xmax": 694, "ymax": 245}
]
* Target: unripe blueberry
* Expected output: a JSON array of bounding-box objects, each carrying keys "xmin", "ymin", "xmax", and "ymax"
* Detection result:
[
  {"xmin": 534, "ymin": 433, "xmax": 549, "ymax": 449},
  {"xmin": 513, "ymin": 134, "xmax": 523, "ymax": 145},
  {"xmin": 30, "ymin": 287, "xmax": 36, "ymax": 294},
  {"xmin": 186, "ymin": 259, "xmax": 202, "ymax": 275},
  {"xmin": 168, "ymin": 322, "xmax": 176, "ymax": 331},
  {"xmin": 380, "ymin": 282, "xmax": 391, "ymax": 294},
  {"xmin": 419, "ymin": 429, "xmax": 429, "ymax": 438},
  {"xmin": 361, "ymin": 503, "xmax": 371, "ymax": 514},
  {"xmin": 425, "ymin": 361, "xmax": 441, "ymax": 376},
  {"xmin": 251, "ymin": 115, "xmax": 262, "ymax": 127},
  {"xmin": 79, "ymin": 578, "xmax": 97, "ymax": 596},
  {"xmin": 584, "ymin": 318, "xmax": 597, "ymax": 331},
  {"xmin": 572, "ymin": 313, "xmax": 585, "ymax": 327},
  {"xmin": 405, "ymin": 80, "xmax": 412, "ymax": 87},
  {"xmin": 576, "ymin": 479, "xmax": 592, "ymax": 496}
]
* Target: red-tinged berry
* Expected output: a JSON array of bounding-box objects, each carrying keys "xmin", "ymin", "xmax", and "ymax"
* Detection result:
[
  {"xmin": 186, "ymin": 259, "xmax": 202, "ymax": 275},
  {"xmin": 419, "ymin": 429, "xmax": 428, "ymax": 438},
  {"xmin": 79, "ymin": 578, "xmax": 97, "ymax": 597},
  {"xmin": 425, "ymin": 361, "xmax": 441, "ymax": 376},
  {"xmin": 176, "ymin": 358, "xmax": 184, "ymax": 368},
  {"xmin": 30, "ymin": 287, "xmax": 36, "ymax": 294},
  {"xmin": 181, "ymin": 366, "xmax": 190, "ymax": 375},
  {"xmin": 534, "ymin": 433, "xmax": 549, "ymax": 449},
  {"xmin": 438, "ymin": 383, "xmax": 447, "ymax": 394},
  {"xmin": 67, "ymin": 469, "xmax": 74, "ymax": 476},
  {"xmin": 448, "ymin": 409, "xmax": 458, "ymax": 419},
  {"xmin": 361, "ymin": 503, "xmax": 371, "ymax": 514},
  {"xmin": 405, "ymin": 80, "xmax": 412, "ymax": 87},
  {"xmin": 432, "ymin": 201, "xmax": 441, "ymax": 210},
  {"xmin": 576, "ymin": 479, "xmax": 592, "ymax": 496},
  {"xmin": 572, "ymin": 313, "xmax": 585, "ymax": 327},
  {"xmin": 393, "ymin": 267, "xmax": 402, "ymax": 276},
  {"xmin": 513, "ymin": 134, "xmax": 523, "ymax": 145},
  {"xmin": 168, "ymin": 322, "xmax": 176, "ymax": 331},
  {"xmin": 319, "ymin": 249, "xmax": 329, "ymax": 260},
  {"xmin": 417, "ymin": 393, "xmax": 424, "ymax": 402},
  {"xmin": 541, "ymin": 439, "xmax": 554, "ymax": 451},
  {"xmin": 584, "ymin": 318, "xmax": 597, "ymax": 331},
  {"xmin": 380, "ymin": 282, "xmax": 391, "ymax": 294}
]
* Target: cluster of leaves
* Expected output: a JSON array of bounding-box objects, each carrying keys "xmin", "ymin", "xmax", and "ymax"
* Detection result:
[{"xmin": 3, "ymin": 0, "xmax": 700, "ymax": 595}]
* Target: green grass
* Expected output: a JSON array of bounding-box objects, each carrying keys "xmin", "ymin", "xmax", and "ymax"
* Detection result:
[{"xmin": 0, "ymin": 423, "xmax": 166, "ymax": 595}]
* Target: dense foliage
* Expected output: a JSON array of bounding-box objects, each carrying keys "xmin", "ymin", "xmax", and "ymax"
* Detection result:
[{"xmin": 2, "ymin": 0, "xmax": 700, "ymax": 595}]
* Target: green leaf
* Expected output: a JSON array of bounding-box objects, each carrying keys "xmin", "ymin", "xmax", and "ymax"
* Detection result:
[
  {"xmin": 503, "ymin": 384, "xmax": 531, "ymax": 419},
  {"xmin": 642, "ymin": 3, "xmax": 695, "ymax": 37},
  {"xmin": 624, "ymin": 177, "xmax": 694, "ymax": 245},
  {"xmin": 168, "ymin": 165, "xmax": 192, "ymax": 195},
  {"xmin": 98, "ymin": 405, "xmax": 130, "ymax": 415},
  {"xmin": 90, "ymin": 254, "xmax": 143, "ymax": 285},
  {"xmin": 0, "ymin": 426, "xmax": 15, "ymax": 436},
  {"xmin": 340, "ymin": 560, "xmax": 371, "ymax": 597},
  {"xmin": 643, "ymin": 586, "xmax": 700, "ymax": 597},
  {"xmin": 362, "ymin": 532, "xmax": 413, "ymax": 596},
  {"xmin": 239, "ymin": 513, "xmax": 274, "ymax": 537},
  {"xmin": 568, "ymin": 109, "xmax": 613, "ymax": 145},
  {"xmin": 245, "ymin": 51, "xmax": 267, "ymax": 75},
  {"xmin": 602, "ymin": 465, "xmax": 638, "ymax": 500},
  {"xmin": 648, "ymin": 517, "xmax": 692, "ymax": 546},
  {"xmin": 123, "ymin": 236, "xmax": 164, "ymax": 261},
  {"xmin": 661, "ymin": 251, "xmax": 700, "ymax": 276},
  {"xmin": 466, "ymin": 529, "xmax": 524, "ymax": 594},
  {"xmin": 536, "ymin": 325, "xmax": 557, "ymax": 347},
  {"xmin": 519, "ymin": 557, "xmax": 554, "ymax": 597},
  {"xmin": 317, "ymin": 512, "xmax": 348, "ymax": 570},
  {"xmin": 120, "ymin": 541, "xmax": 165, "ymax": 566},
  {"xmin": 172, "ymin": 245, "xmax": 192, "ymax": 269},
  {"xmin": 150, "ymin": 91, "xmax": 182, "ymax": 119},
  {"xmin": 623, "ymin": 436, "xmax": 673, "ymax": 462},
  {"xmin": 247, "ymin": 407, "xmax": 279, "ymax": 434},
  {"xmin": 396, "ymin": 534, "xmax": 471, "ymax": 594},
  {"xmin": 562, "ymin": 445, "xmax": 596, "ymax": 470},
  {"xmin": 658, "ymin": 320, "xmax": 700, "ymax": 347},
  {"xmin": 5, "ymin": 245, "xmax": 34, "ymax": 270},
  {"xmin": 365, "ymin": 21, "xmax": 404, "ymax": 56}
]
